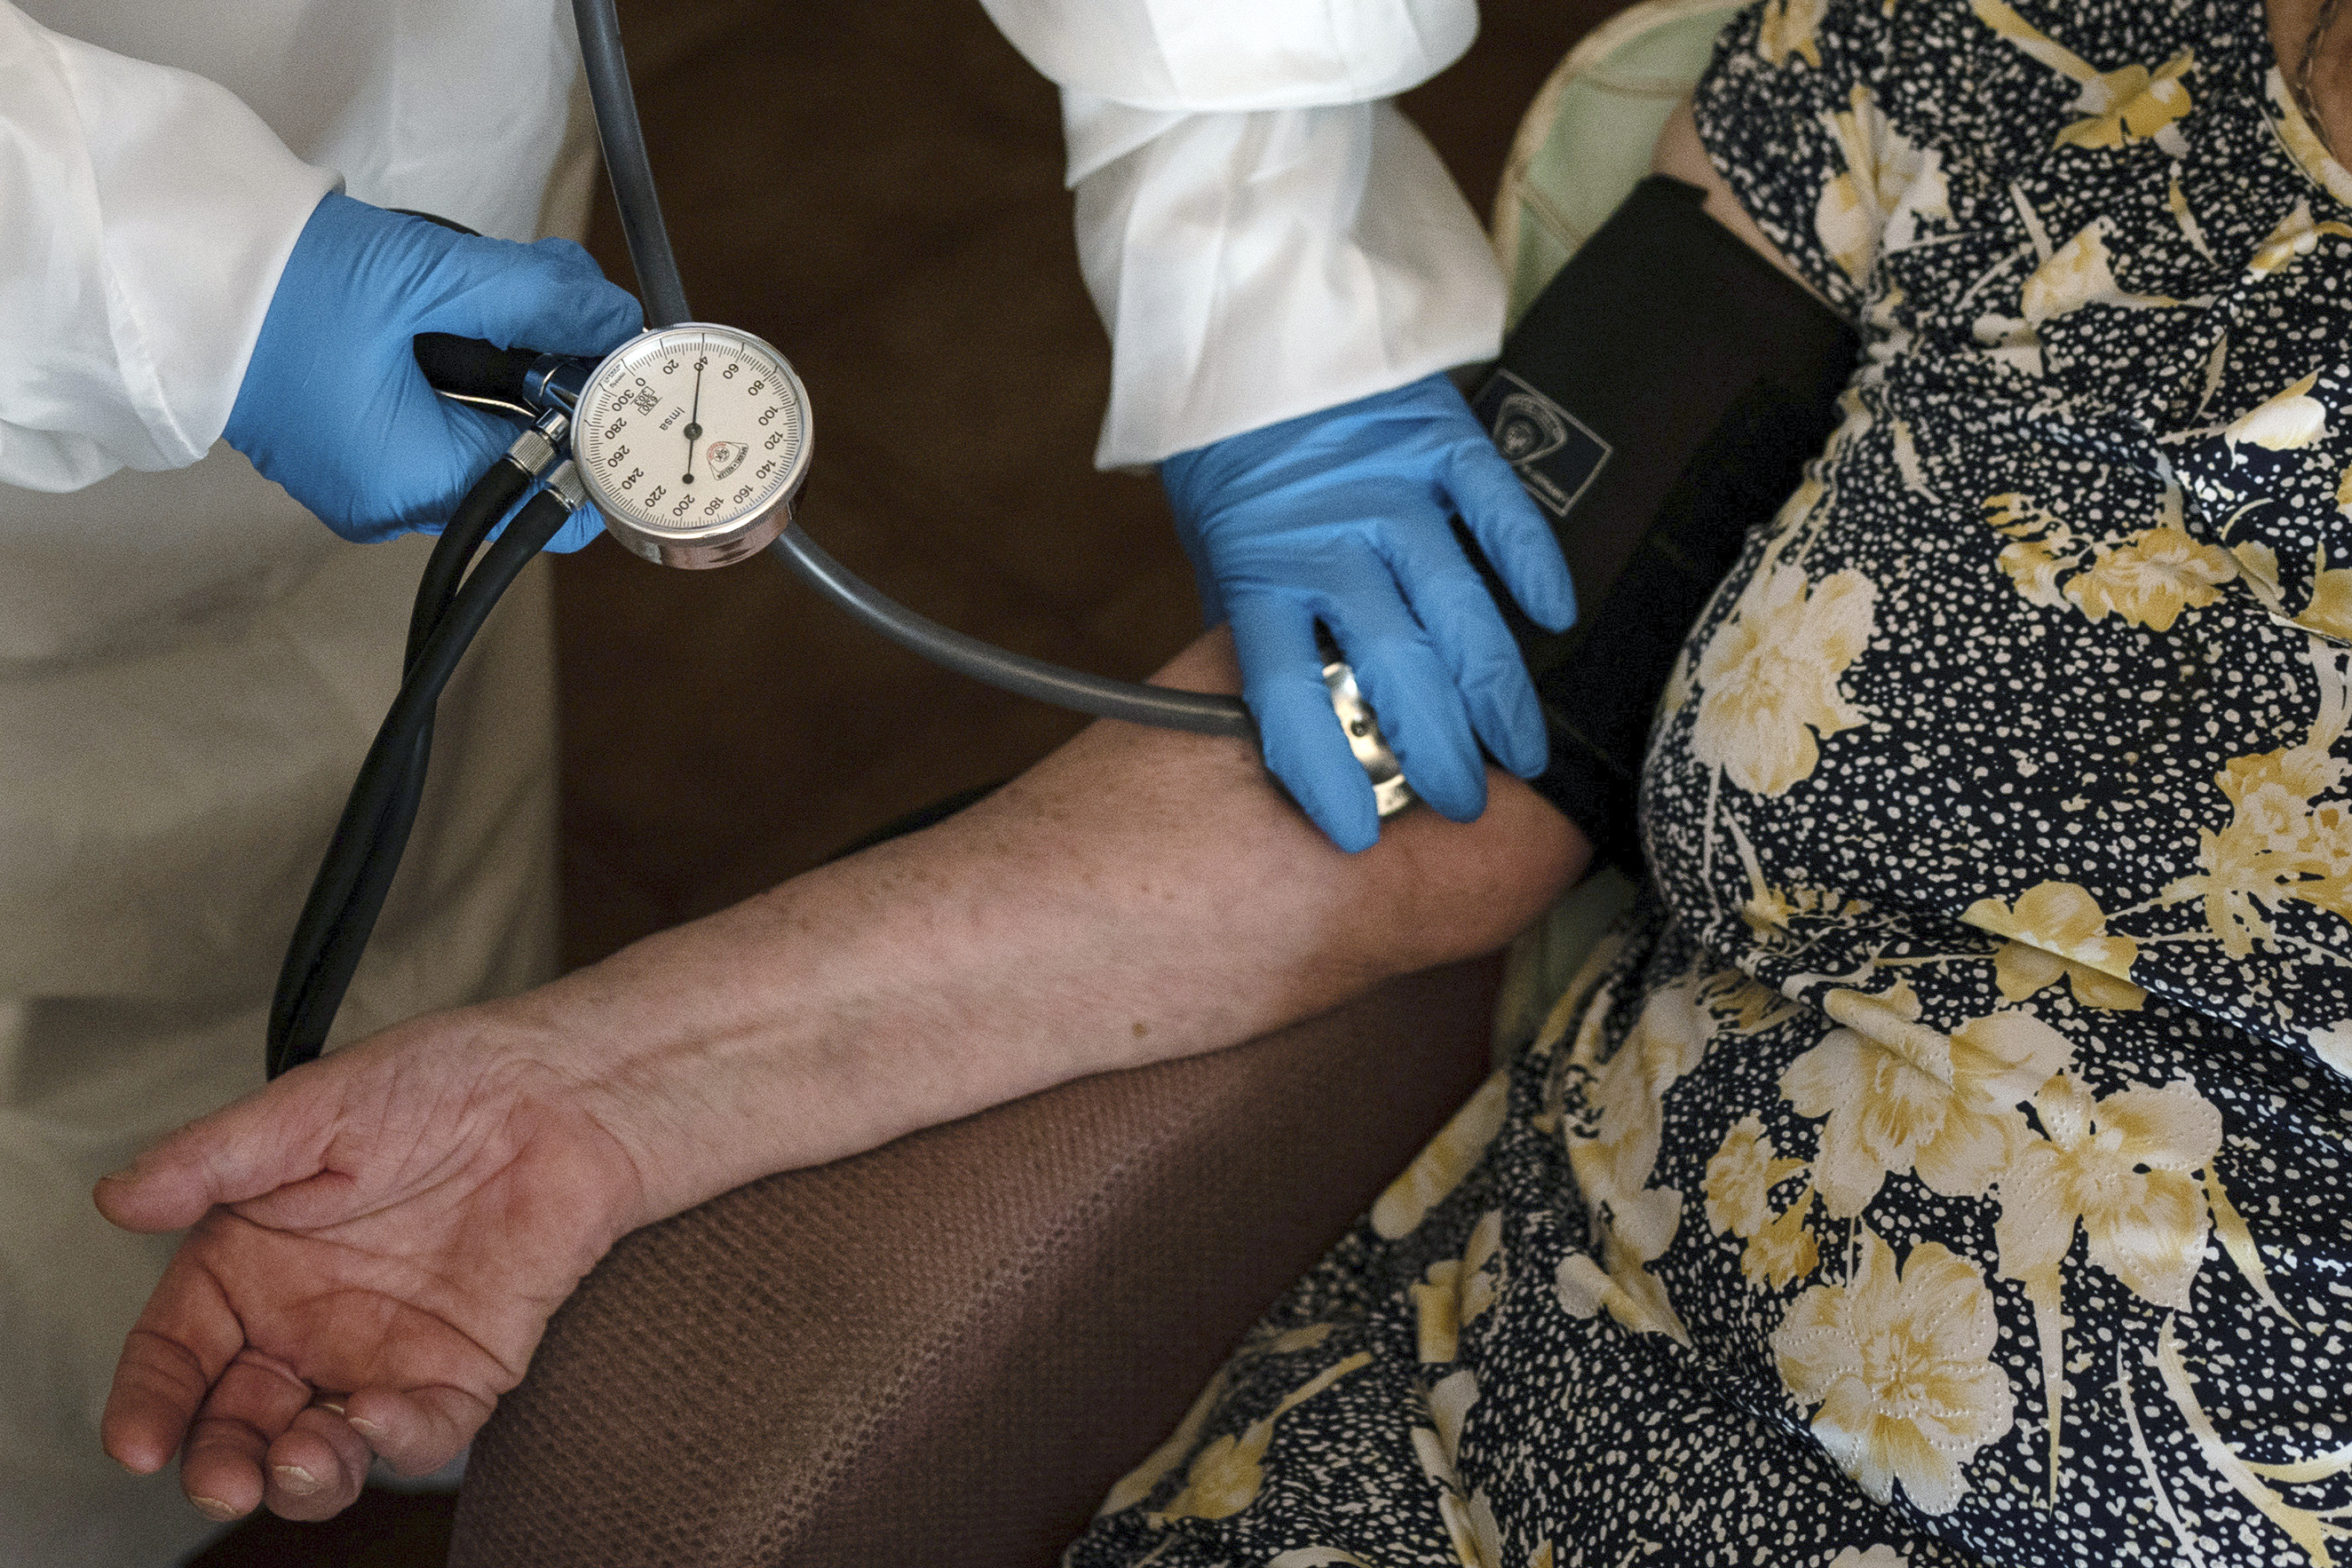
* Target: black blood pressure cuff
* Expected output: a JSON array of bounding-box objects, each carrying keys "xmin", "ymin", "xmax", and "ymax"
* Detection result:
[{"xmin": 1461, "ymin": 176, "xmax": 1860, "ymax": 875}]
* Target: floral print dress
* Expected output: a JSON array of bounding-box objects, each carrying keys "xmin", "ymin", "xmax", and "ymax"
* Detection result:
[{"xmin": 1065, "ymin": 0, "xmax": 2352, "ymax": 1561}]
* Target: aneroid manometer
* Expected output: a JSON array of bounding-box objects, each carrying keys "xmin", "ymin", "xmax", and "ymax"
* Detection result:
[{"xmin": 569, "ymin": 325, "xmax": 812, "ymax": 568}]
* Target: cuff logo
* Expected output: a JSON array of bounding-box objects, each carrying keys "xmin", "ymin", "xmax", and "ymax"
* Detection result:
[{"xmin": 1474, "ymin": 369, "xmax": 1611, "ymax": 519}]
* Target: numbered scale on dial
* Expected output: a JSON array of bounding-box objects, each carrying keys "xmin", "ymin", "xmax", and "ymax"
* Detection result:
[{"xmin": 572, "ymin": 324, "xmax": 813, "ymax": 568}]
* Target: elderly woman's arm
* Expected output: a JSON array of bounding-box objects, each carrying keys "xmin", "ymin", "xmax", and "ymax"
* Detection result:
[{"xmin": 94, "ymin": 626, "xmax": 1586, "ymax": 1526}]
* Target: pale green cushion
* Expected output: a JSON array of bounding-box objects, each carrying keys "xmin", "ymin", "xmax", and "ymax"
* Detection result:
[{"xmin": 1492, "ymin": 0, "xmax": 1750, "ymax": 327}]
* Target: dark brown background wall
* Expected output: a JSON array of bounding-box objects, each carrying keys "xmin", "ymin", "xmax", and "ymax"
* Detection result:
[{"xmin": 193, "ymin": 0, "xmax": 1618, "ymax": 1561}]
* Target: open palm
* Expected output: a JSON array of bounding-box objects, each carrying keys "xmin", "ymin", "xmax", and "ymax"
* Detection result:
[{"xmin": 96, "ymin": 1018, "xmax": 649, "ymax": 1523}]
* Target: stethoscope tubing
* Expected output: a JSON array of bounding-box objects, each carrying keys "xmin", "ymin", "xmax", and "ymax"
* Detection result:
[
  {"xmin": 570, "ymin": 0, "xmax": 691, "ymax": 331},
  {"xmin": 768, "ymin": 527, "xmax": 1255, "ymax": 736}
]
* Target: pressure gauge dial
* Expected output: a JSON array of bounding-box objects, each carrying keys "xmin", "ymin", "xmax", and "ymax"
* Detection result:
[{"xmin": 572, "ymin": 324, "xmax": 812, "ymax": 568}]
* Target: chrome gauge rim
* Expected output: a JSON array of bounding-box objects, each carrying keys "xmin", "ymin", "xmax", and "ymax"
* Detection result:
[{"xmin": 573, "ymin": 323, "xmax": 812, "ymax": 568}]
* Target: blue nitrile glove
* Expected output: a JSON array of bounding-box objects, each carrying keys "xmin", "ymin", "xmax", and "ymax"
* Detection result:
[
  {"xmin": 1160, "ymin": 372, "xmax": 1576, "ymax": 852},
  {"xmin": 224, "ymin": 192, "xmax": 643, "ymax": 551}
]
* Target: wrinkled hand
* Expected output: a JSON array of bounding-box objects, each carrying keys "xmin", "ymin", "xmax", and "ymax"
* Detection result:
[
  {"xmin": 1160, "ymin": 372, "xmax": 1575, "ymax": 853},
  {"xmin": 95, "ymin": 1015, "xmax": 647, "ymax": 1524},
  {"xmin": 223, "ymin": 191, "xmax": 643, "ymax": 550}
]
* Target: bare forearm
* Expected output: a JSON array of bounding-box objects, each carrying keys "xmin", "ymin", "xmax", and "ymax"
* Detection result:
[{"xmin": 493, "ymin": 630, "xmax": 1587, "ymax": 1227}]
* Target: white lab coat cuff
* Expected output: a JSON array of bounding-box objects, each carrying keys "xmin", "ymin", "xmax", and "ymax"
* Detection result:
[
  {"xmin": 979, "ymin": 0, "xmax": 1476, "ymax": 115},
  {"xmin": 1075, "ymin": 99, "xmax": 1504, "ymax": 468},
  {"xmin": 0, "ymin": 8, "xmax": 334, "ymax": 491}
]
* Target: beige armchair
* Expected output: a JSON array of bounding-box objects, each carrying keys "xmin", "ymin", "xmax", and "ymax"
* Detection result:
[{"xmin": 449, "ymin": 955, "xmax": 1505, "ymax": 1565}]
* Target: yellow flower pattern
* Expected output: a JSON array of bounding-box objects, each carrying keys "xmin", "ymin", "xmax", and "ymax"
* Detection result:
[
  {"xmin": 1703, "ymin": 1113, "xmax": 1807, "ymax": 1239},
  {"xmin": 2225, "ymin": 370, "xmax": 2333, "ymax": 455},
  {"xmin": 1981, "ymin": 486, "xmax": 2237, "ymax": 630},
  {"xmin": 1690, "ymin": 563, "xmax": 1876, "ymax": 796},
  {"xmin": 1962, "ymin": 880, "xmax": 2147, "ymax": 1009},
  {"xmin": 1555, "ymin": 971, "xmax": 1713, "ymax": 1344},
  {"xmin": 2234, "ymin": 539, "xmax": 2352, "ymax": 642},
  {"xmin": 2055, "ymin": 51, "xmax": 2195, "ymax": 151},
  {"xmin": 1149, "ymin": 1354, "xmax": 1374, "ymax": 1524},
  {"xmin": 1414, "ymin": 1210, "xmax": 1505, "ymax": 1365},
  {"xmin": 1771, "ymin": 1233, "xmax": 2016, "ymax": 1513},
  {"xmin": 1703, "ymin": 1113, "xmax": 1820, "ymax": 1286},
  {"xmin": 1076, "ymin": 0, "xmax": 2352, "ymax": 1561},
  {"xmin": 1997, "ymin": 1073, "xmax": 2221, "ymax": 1310},
  {"xmin": 2249, "ymin": 199, "xmax": 2352, "ymax": 278},
  {"xmin": 2166, "ymin": 743, "xmax": 2352, "ymax": 955},
  {"xmin": 1994, "ymin": 1071, "xmax": 2226, "ymax": 1488},
  {"xmin": 2061, "ymin": 526, "xmax": 2238, "ymax": 630},
  {"xmin": 1973, "ymin": 0, "xmax": 2194, "ymax": 153},
  {"xmin": 1757, "ymin": 0, "xmax": 1826, "ymax": 67},
  {"xmin": 1412, "ymin": 1369, "xmax": 1504, "ymax": 1568},
  {"xmin": 1373, "ymin": 1072, "xmax": 1509, "ymax": 1239},
  {"xmin": 2019, "ymin": 219, "xmax": 2180, "ymax": 324},
  {"xmin": 1983, "ymin": 493, "xmax": 2079, "ymax": 606},
  {"xmin": 1700, "ymin": 967, "xmax": 1801, "ymax": 1033},
  {"xmin": 1740, "ymin": 1192, "xmax": 1824, "ymax": 1287},
  {"xmin": 1815, "ymin": 86, "xmax": 1951, "ymax": 288},
  {"xmin": 2312, "ymin": 565, "xmax": 2352, "ymax": 641},
  {"xmin": 1780, "ymin": 986, "xmax": 2076, "ymax": 1216}
]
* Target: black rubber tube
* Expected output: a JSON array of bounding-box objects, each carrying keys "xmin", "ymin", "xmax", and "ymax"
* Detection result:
[
  {"xmin": 412, "ymin": 333, "xmax": 542, "ymax": 412},
  {"xmin": 268, "ymin": 457, "xmax": 529, "ymax": 1060},
  {"xmin": 409, "ymin": 461, "xmax": 536, "ymax": 663},
  {"xmin": 267, "ymin": 476, "xmax": 566, "ymax": 1078},
  {"xmin": 297, "ymin": 459, "xmax": 540, "ymax": 1057},
  {"xmin": 572, "ymin": 0, "xmax": 691, "ymax": 329},
  {"xmin": 769, "ymin": 528, "xmax": 1255, "ymax": 737}
]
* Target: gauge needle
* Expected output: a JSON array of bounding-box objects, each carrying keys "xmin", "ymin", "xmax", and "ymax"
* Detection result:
[{"xmin": 682, "ymin": 364, "xmax": 704, "ymax": 483}]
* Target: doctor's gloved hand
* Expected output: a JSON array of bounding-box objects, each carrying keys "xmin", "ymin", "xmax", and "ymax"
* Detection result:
[
  {"xmin": 1160, "ymin": 372, "xmax": 1575, "ymax": 853},
  {"xmin": 223, "ymin": 192, "xmax": 643, "ymax": 550}
]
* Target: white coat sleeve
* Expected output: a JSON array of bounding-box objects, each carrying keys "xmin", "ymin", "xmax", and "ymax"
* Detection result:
[
  {"xmin": 0, "ymin": 3, "xmax": 335, "ymax": 492},
  {"xmin": 978, "ymin": 0, "xmax": 1504, "ymax": 469}
]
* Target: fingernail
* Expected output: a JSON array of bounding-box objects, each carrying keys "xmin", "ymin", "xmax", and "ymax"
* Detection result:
[
  {"xmin": 191, "ymin": 1496, "xmax": 242, "ymax": 1522},
  {"xmin": 315, "ymin": 1400, "xmax": 347, "ymax": 1416},
  {"xmin": 273, "ymin": 1464, "xmax": 321, "ymax": 1495},
  {"xmin": 349, "ymin": 1417, "xmax": 386, "ymax": 1439}
]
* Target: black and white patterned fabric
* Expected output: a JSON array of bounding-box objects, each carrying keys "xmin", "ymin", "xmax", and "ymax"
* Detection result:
[{"xmin": 1065, "ymin": 0, "xmax": 2352, "ymax": 1562}]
